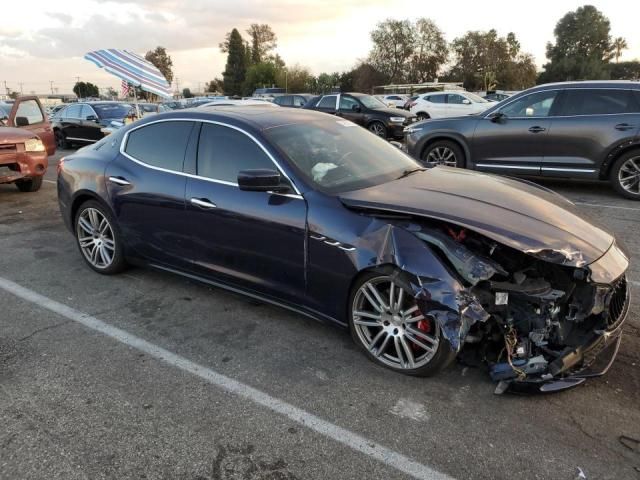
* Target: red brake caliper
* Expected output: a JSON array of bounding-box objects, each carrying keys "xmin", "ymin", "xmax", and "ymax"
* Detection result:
[{"xmin": 412, "ymin": 317, "xmax": 431, "ymax": 351}]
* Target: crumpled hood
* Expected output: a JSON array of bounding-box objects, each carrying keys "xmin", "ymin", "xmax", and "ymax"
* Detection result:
[
  {"xmin": 339, "ymin": 166, "xmax": 614, "ymax": 266},
  {"xmin": 0, "ymin": 127, "xmax": 37, "ymax": 143}
]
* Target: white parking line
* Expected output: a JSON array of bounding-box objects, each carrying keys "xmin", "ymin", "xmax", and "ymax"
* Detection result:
[
  {"xmin": 631, "ymin": 280, "xmax": 640, "ymax": 288},
  {"xmin": 574, "ymin": 202, "xmax": 640, "ymax": 212},
  {"xmin": 0, "ymin": 276, "xmax": 453, "ymax": 480},
  {"xmin": 43, "ymin": 179, "xmax": 56, "ymax": 184}
]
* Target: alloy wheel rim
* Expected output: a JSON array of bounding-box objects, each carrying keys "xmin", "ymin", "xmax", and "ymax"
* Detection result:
[
  {"xmin": 352, "ymin": 276, "xmax": 440, "ymax": 370},
  {"xmin": 56, "ymin": 132, "xmax": 65, "ymax": 148},
  {"xmin": 369, "ymin": 123, "xmax": 385, "ymax": 137},
  {"xmin": 425, "ymin": 147, "xmax": 457, "ymax": 167},
  {"xmin": 76, "ymin": 208, "xmax": 116, "ymax": 269},
  {"xmin": 618, "ymin": 156, "xmax": 640, "ymax": 195}
]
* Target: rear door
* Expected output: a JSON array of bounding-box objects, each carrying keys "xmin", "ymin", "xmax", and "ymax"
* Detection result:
[
  {"xmin": 541, "ymin": 88, "xmax": 640, "ymax": 178},
  {"xmin": 79, "ymin": 105, "xmax": 103, "ymax": 142},
  {"xmin": 421, "ymin": 93, "xmax": 447, "ymax": 118},
  {"xmin": 472, "ymin": 89, "xmax": 560, "ymax": 175},
  {"xmin": 8, "ymin": 96, "xmax": 56, "ymax": 155},
  {"xmin": 106, "ymin": 120, "xmax": 196, "ymax": 268},
  {"xmin": 314, "ymin": 95, "xmax": 338, "ymax": 114},
  {"xmin": 60, "ymin": 104, "xmax": 83, "ymax": 142}
]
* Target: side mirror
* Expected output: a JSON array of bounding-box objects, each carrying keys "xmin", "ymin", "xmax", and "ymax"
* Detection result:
[
  {"xmin": 351, "ymin": 104, "xmax": 361, "ymax": 112},
  {"xmin": 15, "ymin": 116, "xmax": 29, "ymax": 127},
  {"xmin": 487, "ymin": 111, "xmax": 506, "ymax": 123},
  {"xmin": 238, "ymin": 169, "xmax": 288, "ymax": 192},
  {"xmin": 86, "ymin": 115, "xmax": 99, "ymax": 122},
  {"xmin": 462, "ymin": 99, "xmax": 471, "ymax": 105}
]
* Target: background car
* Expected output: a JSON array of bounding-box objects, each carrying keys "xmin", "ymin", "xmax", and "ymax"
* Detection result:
[
  {"xmin": 403, "ymin": 95, "xmax": 419, "ymax": 110},
  {"xmin": 482, "ymin": 92, "xmax": 514, "ymax": 102},
  {"xmin": 56, "ymin": 106, "xmax": 630, "ymax": 393},
  {"xmin": 376, "ymin": 94, "xmax": 409, "ymax": 108},
  {"xmin": 304, "ymin": 92, "xmax": 416, "ymax": 139},
  {"xmin": 0, "ymin": 96, "xmax": 53, "ymax": 192},
  {"xmin": 272, "ymin": 94, "xmax": 313, "ymax": 108},
  {"xmin": 404, "ymin": 81, "xmax": 640, "ymax": 199},
  {"xmin": 52, "ymin": 101, "xmax": 133, "ymax": 148},
  {"xmin": 197, "ymin": 99, "xmax": 280, "ymax": 108},
  {"xmin": 410, "ymin": 91, "xmax": 491, "ymax": 120}
]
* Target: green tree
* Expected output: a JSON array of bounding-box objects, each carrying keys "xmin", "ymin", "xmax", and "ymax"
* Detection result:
[
  {"xmin": 540, "ymin": 5, "xmax": 614, "ymax": 82},
  {"xmin": 613, "ymin": 37, "xmax": 628, "ymax": 63},
  {"xmin": 73, "ymin": 81, "xmax": 99, "ymax": 98},
  {"xmin": 368, "ymin": 19, "xmax": 414, "ymax": 83},
  {"xmin": 610, "ymin": 60, "xmax": 640, "ymax": 80},
  {"xmin": 409, "ymin": 18, "xmax": 448, "ymax": 83},
  {"xmin": 243, "ymin": 61, "xmax": 277, "ymax": 96},
  {"xmin": 246, "ymin": 24, "xmax": 277, "ymax": 64},
  {"xmin": 222, "ymin": 28, "xmax": 247, "ymax": 96},
  {"xmin": 182, "ymin": 87, "xmax": 193, "ymax": 98},
  {"xmin": 350, "ymin": 63, "xmax": 387, "ymax": 93},
  {"xmin": 206, "ymin": 78, "xmax": 224, "ymax": 93},
  {"xmin": 105, "ymin": 87, "xmax": 117, "ymax": 99},
  {"xmin": 145, "ymin": 46, "xmax": 174, "ymax": 83}
]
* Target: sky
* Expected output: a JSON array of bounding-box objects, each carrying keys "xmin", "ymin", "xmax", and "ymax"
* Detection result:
[{"xmin": 1, "ymin": 0, "xmax": 639, "ymax": 95}]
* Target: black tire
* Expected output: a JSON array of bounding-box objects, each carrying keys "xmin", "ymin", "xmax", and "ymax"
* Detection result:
[
  {"xmin": 610, "ymin": 149, "xmax": 640, "ymax": 200},
  {"xmin": 55, "ymin": 130, "xmax": 71, "ymax": 149},
  {"xmin": 416, "ymin": 112, "xmax": 430, "ymax": 121},
  {"xmin": 421, "ymin": 140, "xmax": 465, "ymax": 168},
  {"xmin": 15, "ymin": 176, "xmax": 43, "ymax": 192},
  {"xmin": 74, "ymin": 200, "xmax": 127, "ymax": 274},
  {"xmin": 348, "ymin": 268, "xmax": 456, "ymax": 377},
  {"xmin": 368, "ymin": 121, "xmax": 387, "ymax": 138}
]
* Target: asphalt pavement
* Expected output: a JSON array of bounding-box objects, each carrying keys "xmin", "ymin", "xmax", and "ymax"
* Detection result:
[{"xmin": 0, "ymin": 149, "xmax": 639, "ymax": 480}]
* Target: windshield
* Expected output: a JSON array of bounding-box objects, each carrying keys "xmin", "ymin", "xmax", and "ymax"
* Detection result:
[
  {"xmin": 265, "ymin": 119, "xmax": 420, "ymax": 194},
  {"xmin": 465, "ymin": 92, "xmax": 489, "ymax": 103},
  {"xmin": 0, "ymin": 104, "xmax": 10, "ymax": 120},
  {"xmin": 358, "ymin": 95, "xmax": 388, "ymax": 109},
  {"xmin": 93, "ymin": 103, "xmax": 133, "ymax": 118}
]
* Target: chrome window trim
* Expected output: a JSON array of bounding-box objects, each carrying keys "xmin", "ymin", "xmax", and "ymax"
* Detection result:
[
  {"xmin": 119, "ymin": 117, "xmax": 303, "ymax": 198},
  {"xmin": 485, "ymin": 87, "xmax": 640, "ymax": 120},
  {"xmin": 540, "ymin": 167, "xmax": 596, "ymax": 173}
]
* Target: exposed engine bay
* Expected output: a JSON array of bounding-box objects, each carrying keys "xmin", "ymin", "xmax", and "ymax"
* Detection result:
[{"xmin": 380, "ymin": 216, "xmax": 630, "ymax": 394}]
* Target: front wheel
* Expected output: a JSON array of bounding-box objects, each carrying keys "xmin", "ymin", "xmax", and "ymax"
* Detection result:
[
  {"xmin": 368, "ymin": 121, "xmax": 387, "ymax": 138},
  {"xmin": 349, "ymin": 271, "xmax": 455, "ymax": 376},
  {"xmin": 421, "ymin": 140, "xmax": 465, "ymax": 168},
  {"xmin": 15, "ymin": 176, "xmax": 43, "ymax": 192},
  {"xmin": 610, "ymin": 150, "xmax": 640, "ymax": 200},
  {"xmin": 74, "ymin": 200, "xmax": 127, "ymax": 274},
  {"xmin": 416, "ymin": 112, "xmax": 430, "ymax": 121},
  {"xmin": 55, "ymin": 130, "xmax": 71, "ymax": 149}
]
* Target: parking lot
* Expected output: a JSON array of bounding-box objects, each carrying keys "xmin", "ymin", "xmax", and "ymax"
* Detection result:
[{"xmin": 1, "ymin": 148, "xmax": 639, "ymax": 480}]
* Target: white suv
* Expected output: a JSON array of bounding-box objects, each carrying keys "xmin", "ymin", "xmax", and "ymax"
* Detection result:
[
  {"xmin": 410, "ymin": 91, "xmax": 491, "ymax": 120},
  {"xmin": 376, "ymin": 94, "xmax": 409, "ymax": 108}
]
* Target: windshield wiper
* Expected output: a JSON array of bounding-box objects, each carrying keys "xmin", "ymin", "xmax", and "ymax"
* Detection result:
[{"xmin": 397, "ymin": 167, "xmax": 425, "ymax": 179}]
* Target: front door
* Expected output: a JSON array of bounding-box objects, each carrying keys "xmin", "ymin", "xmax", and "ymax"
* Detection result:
[
  {"xmin": 106, "ymin": 120, "xmax": 197, "ymax": 269},
  {"xmin": 472, "ymin": 89, "xmax": 561, "ymax": 175},
  {"xmin": 183, "ymin": 122, "xmax": 307, "ymax": 301},
  {"xmin": 338, "ymin": 95, "xmax": 365, "ymax": 126},
  {"xmin": 8, "ymin": 96, "xmax": 56, "ymax": 155},
  {"xmin": 542, "ymin": 88, "xmax": 640, "ymax": 178}
]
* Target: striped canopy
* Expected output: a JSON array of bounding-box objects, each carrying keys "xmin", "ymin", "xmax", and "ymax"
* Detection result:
[{"xmin": 84, "ymin": 49, "xmax": 173, "ymax": 98}]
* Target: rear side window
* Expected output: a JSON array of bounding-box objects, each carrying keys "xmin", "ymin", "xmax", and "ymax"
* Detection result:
[
  {"xmin": 293, "ymin": 96, "xmax": 307, "ymax": 107},
  {"xmin": 425, "ymin": 94, "xmax": 445, "ymax": 104},
  {"xmin": 559, "ymin": 89, "xmax": 640, "ymax": 116},
  {"xmin": 15, "ymin": 100, "xmax": 44, "ymax": 124},
  {"xmin": 317, "ymin": 95, "xmax": 337, "ymax": 109},
  {"xmin": 65, "ymin": 104, "xmax": 82, "ymax": 118},
  {"xmin": 125, "ymin": 121, "xmax": 194, "ymax": 172},
  {"xmin": 197, "ymin": 124, "xmax": 276, "ymax": 183}
]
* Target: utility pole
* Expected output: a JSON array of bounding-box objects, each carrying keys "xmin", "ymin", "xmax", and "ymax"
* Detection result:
[
  {"xmin": 198, "ymin": 81, "xmax": 201, "ymax": 94},
  {"xmin": 175, "ymin": 77, "xmax": 180, "ymax": 96},
  {"xmin": 18, "ymin": 82, "xmax": 24, "ymax": 95},
  {"xmin": 3, "ymin": 80, "xmax": 8, "ymax": 97},
  {"xmin": 50, "ymin": 81, "xmax": 54, "ymax": 94},
  {"xmin": 76, "ymin": 76, "xmax": 81, "ymax": 98}
]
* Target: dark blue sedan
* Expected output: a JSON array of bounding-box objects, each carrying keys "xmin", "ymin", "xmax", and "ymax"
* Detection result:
[{"xmin": 57, "ymin": 106, "xmax": 630, "ymax": 393}]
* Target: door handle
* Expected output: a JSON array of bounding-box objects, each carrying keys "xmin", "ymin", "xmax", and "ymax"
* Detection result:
[
  {"xmin": 190, "ymin": 197, "xmax": 217, "ymax": 209},
  {"xmin": 108, "ymin": 176, "xmax": 131, "ymax": 186},
  {"xmin": 528, "ymin": 126, "xmax": 546, "ymax": 133},
  {"xmin": 615, "ymin": 123, "xmax": 635, "ymax": 131}
]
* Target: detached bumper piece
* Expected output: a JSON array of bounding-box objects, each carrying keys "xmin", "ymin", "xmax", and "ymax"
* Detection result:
[{"xmin": 491, "ymin": 276, "xmax": 630, "ymax": 394}]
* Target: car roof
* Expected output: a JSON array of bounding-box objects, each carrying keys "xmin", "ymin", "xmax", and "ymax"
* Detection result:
[{"xmin": 530, "ymin": 80, "xmax": 640, "ymax": 91}]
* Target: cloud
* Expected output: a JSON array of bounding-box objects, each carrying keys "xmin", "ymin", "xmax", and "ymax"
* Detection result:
[{"xmin": 47, "ymin": 12, "xmax": 73, "ymax": 24}]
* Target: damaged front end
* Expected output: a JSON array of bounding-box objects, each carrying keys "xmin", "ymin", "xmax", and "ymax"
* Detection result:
[{"xmin": 369, "ymin": 217, "xmax": 631, "ymax": 394}]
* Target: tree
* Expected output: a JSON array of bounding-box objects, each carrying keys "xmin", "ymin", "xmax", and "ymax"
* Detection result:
[
  {"xmin": 368, "ymin": 19, "xmax": 414, "ymax": 83},
  {"xmin": 613, "ymin": 37, "xmax": 628, "ymax": 63},
  {"xmin": 246, "ymin": 24, "xmax": 277, "ymax": 64},
  {"xmin": 243, "ymin": 61, "xmax": 277, "ymax": 96},
  {"xmin": 8, "ymin": 91, "xmax": 19, "ymax": 100},
  {"xmin": 610, "ymin": 60, "xmax": 640, "ymax": 80},
  {"xmin": 73, "ymin": 81, "xmax": 99, "ymax": 98},
  {"xmin": 540, "ymin": 5, "xmax": 614, "ymax": 82},
  {"xmin": 275, "ymin": 64, "xmax": 313, "ymax": 93},
  {"xmin": 145, "ymin": 46, "xmax": 174, "ymax": 83},
  {"xmin": 206, "ymin": 78, "xmax": 224, "ymax": 93},
  {"xmin": 409, "ymin": 18, "xmax": 448, "ymax": 83},
  {"xmin": 222, "ymin": 28, "xmax": 247, "ymax": 96},
  {"xmin": 105, "ymin": 87, "xmax": 117, "ymax": 99},
  {"xmin": 182, "ymin": 88, "xmax": 193, "ymax": 98},
  {"xmin": 315, "ymin": 72, "xmax": 340, "ymax": 93},
  {"xmin": 350, "ymin": 63, "xmax": 387, "ymax": 93},
  {"xmin": 447, "ymin": 30, "xmax": 536, "ymax": 91}
]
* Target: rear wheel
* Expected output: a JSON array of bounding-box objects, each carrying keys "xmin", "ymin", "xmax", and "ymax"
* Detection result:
[
  {"xmin": 349, "ymin": 271, "xmax": 455, "ymax": 376},
  {"xmin": 421, "ymin": 140, "xmax": 465, "ymax": 168},
  {"xmin": 416, "ymin": 112, "xmax": 430, "ymax": 121},
  {"xmin": 610, "ymin": 150, "xmax": 640, "ymax": 200},
  {"xmin": 74, "ymin": 200, "xmax": 127, "ymax": 274},
  {"xmin": 55, "ymin": 130, "xmax": 71, "ymax": 149},
  {"xmin": 15, "ymin": 176, "xmax": 43, "ymax": 192},
  {"xmin": 368, "ymin": 121, "xmax": 387, "ymax": 138}
]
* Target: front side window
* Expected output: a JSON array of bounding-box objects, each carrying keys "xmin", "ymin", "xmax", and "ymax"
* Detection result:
[
  {"xmin": 15, "ymin": 100, "xmax": 44, "ymax": 124},
  {"xmin": 265, "ymin": 118, "xmax": 420, "ymax": 194},
  {"xmin": 293, "ymin": 96, "xmax": 307, "ymax": 107},
  {"xmin": 559, "ymin": 89, "xmax": 640, "ymax": 116},
  {"xmin": 317, "ymin": 95, "xmax": 337, "ymax": 109},
  {"xmin": 125, "ymin": 121, "xmax": 194, "ymax": 171},
  {"xmin": 339, "ymin": 96, "xmax": 360, "ymax": 110},
  {"xmin": 197, "ymin": 123, "xmax": 277, "ymax": 183},
  {"xmin": 499, "ymin": 91, "xmax": 559, "ymax": 118},
  {"xmin": 358, "ymin": 95, "xmax": 387, "ymax": 109},
  {"xmin": 80, "ymin": 105, "xmax": 96, "ymax": 120},
  {"xmin": 447, "ymin": 94, "xmax": 466, "ymax": 105},
  {"xmin": 425, "ymin": 94, "xmax": 446, "ymax": 104},
  {"xmin": 278, "ymin": 96, "xmax": 293, "ymax": 107}
]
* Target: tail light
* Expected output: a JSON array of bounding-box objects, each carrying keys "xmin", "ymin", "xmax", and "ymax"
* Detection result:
[{"xmin": 57, "ymin": 157, "xmax": 65, "ymax": 175}]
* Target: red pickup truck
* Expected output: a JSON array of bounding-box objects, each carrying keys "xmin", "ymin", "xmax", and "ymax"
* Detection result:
[{"xmin": 0, "ymin": 96, "xmax": 56, "ymax": 192}]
